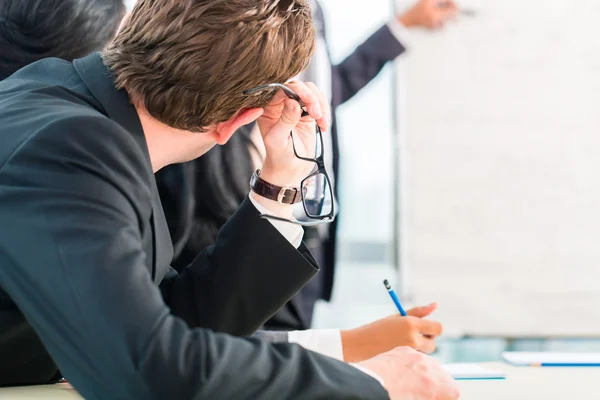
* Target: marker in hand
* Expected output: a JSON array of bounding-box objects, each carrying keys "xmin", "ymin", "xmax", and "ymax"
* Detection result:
[
  {"xmin": 437, "ymin": 1, "xmax": 477, "ymax": 17},
  {"xmin": 383, "ymin": 279, "xmax": 407, "ymax": 316}
]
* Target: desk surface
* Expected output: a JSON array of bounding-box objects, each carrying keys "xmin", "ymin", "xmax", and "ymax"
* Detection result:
[
  {"xmin": 1, "ymin": 363, "xmax": 598, "ymax": 399},
  {"xmin": 458, "ymin": 363, "xmax": 599, "ymax": 400},
  {"xmin": 0, "ymin": 382, "xmax": 81, "ymax": 399}
]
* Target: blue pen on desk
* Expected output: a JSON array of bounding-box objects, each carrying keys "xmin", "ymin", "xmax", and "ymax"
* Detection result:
[{"xmin": 383, "ymin": 279, "xmax": 407, "ymax": 316}]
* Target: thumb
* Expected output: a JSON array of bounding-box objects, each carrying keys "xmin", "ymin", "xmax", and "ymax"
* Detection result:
[
  {"xmin": 407, "ymin": 303, "xmax": 438, "ymax": 318},
  {"xmin": 263, "ymin": 99, "xmax": 302, "ymax": 147},
  {"xmin": 439, "ymin": 2, "xmax": 458, "ymax": 19}
]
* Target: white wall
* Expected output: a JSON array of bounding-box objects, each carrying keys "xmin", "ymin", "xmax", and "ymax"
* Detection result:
[
  {"xmin": 124, "ymin": 0, "xmax": 136, "ymax": 11},
  {"xmin": 399, "ymin": 0, "xmax": 600, "ymax": 336}
]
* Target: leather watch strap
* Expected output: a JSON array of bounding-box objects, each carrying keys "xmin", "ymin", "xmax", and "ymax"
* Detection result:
[{"xmin": 249, "ymin": 169, "xmax": 302, "ymax": 204}]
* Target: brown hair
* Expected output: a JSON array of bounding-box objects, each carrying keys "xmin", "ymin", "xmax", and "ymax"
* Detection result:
[{"xmin": 103, "ymin": 0, "xmax": 315, "ymax": 132}]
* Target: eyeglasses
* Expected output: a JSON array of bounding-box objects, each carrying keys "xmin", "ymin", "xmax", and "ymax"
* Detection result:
[{"xmin": 243, "ymin": 83, "xmax": 335, "ymax": 226}]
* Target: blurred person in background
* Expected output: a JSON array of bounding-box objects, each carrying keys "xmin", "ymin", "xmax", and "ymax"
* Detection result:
[
  {"xmin": 0, "ymin": 0, "xmax": 125, "ymax": 79},
  {"xmin": 0, "ymin": 0, "xmax": 125, "ymax": 385},
  {"xmin": 159, "ymin": 0, "xmax": 459, "ymax": 331},
  {"xmin": 296, "ymin": 0, "xmax": 458, "ymax": 327}
]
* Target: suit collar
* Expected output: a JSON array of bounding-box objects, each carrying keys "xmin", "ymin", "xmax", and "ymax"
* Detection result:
[
  {"xmin": 72, "ymin": 53, "xmax": 151, "ymax": 167},
  {"xmin": 73, "ymin": 53, "xmax": 173, "ymax": 281}
]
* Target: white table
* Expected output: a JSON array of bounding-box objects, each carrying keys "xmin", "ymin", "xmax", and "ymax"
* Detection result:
[
  {"xmin": 1, "ymin": 363, "xmax": 598, "ymax": 399},
  {"xmin": 457, "ymin": 363, "xmax": 600, "ymax": 400},
  {"xmin": 0, "ymin": 382, "xmax": 81, "ymax": 399}
]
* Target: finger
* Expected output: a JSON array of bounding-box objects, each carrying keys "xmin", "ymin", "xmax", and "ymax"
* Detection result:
[
  {"xmin": 445, "ymin": 0, "xmax": 458, "ymax": 11},
  {"xmin": 304, "ymin": 82, "xmax": 330, "ymax": 131},
  {"xmin": 416, "ymin": 336, "xmax": 437, "ymax": 354},
  {"xmin": 261, "ymin": 88, "xmax": 298, "ymax": 124},
  {"xmin": 416, "ymin": 319, "xmax": 443, "ymax": 337},
  {"xmin": 437, "ymin": 5, "xmax": 458, "ymax": 20},
  {"xmin": 266, "ymin": 88, "xmax": 294, "ymax": 106},
  {"xmin": 441, "ymin": 8, "xmax": 458, "ymax": 20},
  {"xmin": 433, "ymin": 367, "xmax": 461, "ymax": 400},
  {"xmin": 436, "ymin": 0, "xmax": 458, "ymax": 12},
  {"xmin": 263, "ymin": 99, "xmax": 302, "ymax": 147},
  {"xmin": 406, "ymin": 302, "xmax": 438, "ymax": 318},
  {"xmin": 257, "ymin": 100, "xmax": 284, "ymax": 138},
  {"xmin": 285, "ymin": 81, "xmax": 323, "ymax": 121},
  {"xmin": 432, "ymin": 2, "xmax": 457, "ymax": 24}
]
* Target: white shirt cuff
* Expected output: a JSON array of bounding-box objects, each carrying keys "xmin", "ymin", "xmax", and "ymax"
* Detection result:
[
  {"xmin": 248, "ymin": 192, "xmax": 304, "ymax": 249},
  {"xmin": 387, "ymin": 17, "xmax": 411, "ymax": 50},
  {"xmin": 350, "ymin": 363, "xmax": 386, "ymax": 387},
  {"xmin": 288, "ymin": 329, "xmax": 344, "ymax": 361},
  {"xmin": 288, "ymin": 329, "xmax": 385, "ymax": 388}
]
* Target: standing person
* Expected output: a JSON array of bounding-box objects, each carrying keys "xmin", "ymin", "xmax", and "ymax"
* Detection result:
[
  {"xmin": 0, "ymin": 1, "xmax": 459, "ymax": 399},
  {"xmin": 297, "ymin": 0, "xmax": 459, "ymax": 327}
]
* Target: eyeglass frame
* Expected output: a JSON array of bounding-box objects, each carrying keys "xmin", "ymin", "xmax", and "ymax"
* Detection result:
[{"xmin": 242, "ymin": 83, "xmax": 336, "ymax": 226}]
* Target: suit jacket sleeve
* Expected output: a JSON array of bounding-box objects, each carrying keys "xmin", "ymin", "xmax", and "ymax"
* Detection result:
[
  {"xmin": 331, "ymin": 24, "xmax": 406, "ymax": 108},
  {"xmin": 159, "ymin": 198, "xmax": 319, "ymax": 336},
  {"xmin": 252, "ymin": 330, "xmax": 290, "ymax": 343},
  {"xmin": 0, "ymin": 116, "xmax": 389, "ymax": 399}
]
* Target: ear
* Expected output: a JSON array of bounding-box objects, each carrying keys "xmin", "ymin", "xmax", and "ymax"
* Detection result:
[
  {"xmin": 118, "ymin": 12, "xmax": 131, "ymax": 34},
  {"xmin": 214, "ymin": 108, "xmax": 264, "ymax": 145}
]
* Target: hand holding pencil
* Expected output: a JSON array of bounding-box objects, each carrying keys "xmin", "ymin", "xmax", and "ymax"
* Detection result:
[{"xmin": 339, "ymin": 280, "xmax": 442, "ymax": 363}]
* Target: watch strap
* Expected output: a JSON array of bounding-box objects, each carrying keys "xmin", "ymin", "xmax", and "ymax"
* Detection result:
[{"xmin": 249, "ymin": 169, "xmax": 302, "ymax": 204}]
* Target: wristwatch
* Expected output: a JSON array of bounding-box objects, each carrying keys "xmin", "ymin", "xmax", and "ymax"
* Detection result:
[{"xmin": 249, "ymin": 169, "xmax": 302, "ymax": 204}]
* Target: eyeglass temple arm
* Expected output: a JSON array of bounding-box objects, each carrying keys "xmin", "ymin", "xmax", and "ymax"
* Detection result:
[
  {"xmin": 260, "ymin": 213, "xmax": 335, "ymax": 227},
  {"xmin": 243, "ymin": 84, "xmax": 308, "ymax": 115}
]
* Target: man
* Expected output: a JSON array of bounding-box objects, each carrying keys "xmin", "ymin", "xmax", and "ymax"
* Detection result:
[
  {"xmin": 0, "ymin": 1, "xmax": 458, "ymax": 399},
  {"xmin": 292, "ymin": 0, "xmax": 459, "ymax": 328},
  {"xmin": 0, "ymin": 0, "xmax": 126, "ymax": 385}
]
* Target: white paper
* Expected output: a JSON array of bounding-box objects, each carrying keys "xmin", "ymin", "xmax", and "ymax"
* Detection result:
[
  {"xmin": 443, "ymin": 363, "xmax": 506, "ymax": 380},
  {"xmin": 503, "ymin": 352, "xmax": 600, "ymax": 366}
]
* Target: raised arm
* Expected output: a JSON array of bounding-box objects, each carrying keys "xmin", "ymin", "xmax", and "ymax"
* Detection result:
[
  {"xmin": 329, "ymin": 0, "xmax": 458, "ymax": 108},
  {"xmin": 331, "ymin": 25, "xmax": 406, "ymax": 107}
]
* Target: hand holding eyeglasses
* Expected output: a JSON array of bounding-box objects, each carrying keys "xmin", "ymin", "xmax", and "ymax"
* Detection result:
[
  {"xmin": 244, "ymin": 81, "xmax": 335, "ymax": 225},
  {"xmin": 254, "ymin": 81, "xmax": 330, "ymax": 189}
]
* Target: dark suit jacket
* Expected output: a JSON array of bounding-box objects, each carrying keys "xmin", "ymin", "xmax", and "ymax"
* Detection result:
[
  {"xmin": 312, "ymin": 1, "xmax": 407, "ymax": 301},
  {"xmin": 0, "ymin": 54, "xmax": 389, "ymax": 399}
]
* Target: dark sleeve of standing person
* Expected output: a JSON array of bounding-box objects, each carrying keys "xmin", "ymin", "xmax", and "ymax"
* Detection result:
[
  {"xmin": 331, "ymin": 24, "xmax": 406, "ymax": 108},
  {"xmin": 0, "ymin": 116, "xmax": 390, "ymax": 399},
  {"xmin": 328, "ymin": 0, "xmax": 459, "ymax": 108}
]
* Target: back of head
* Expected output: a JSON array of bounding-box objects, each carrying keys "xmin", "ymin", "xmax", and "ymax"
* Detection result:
[
  {"xmin": 103, "ymin": 0, "xmax": 315, "ymax": 132},
  {"xmin": 0, "ymin": 0, "xmax": 126, "ymax": 79}
]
